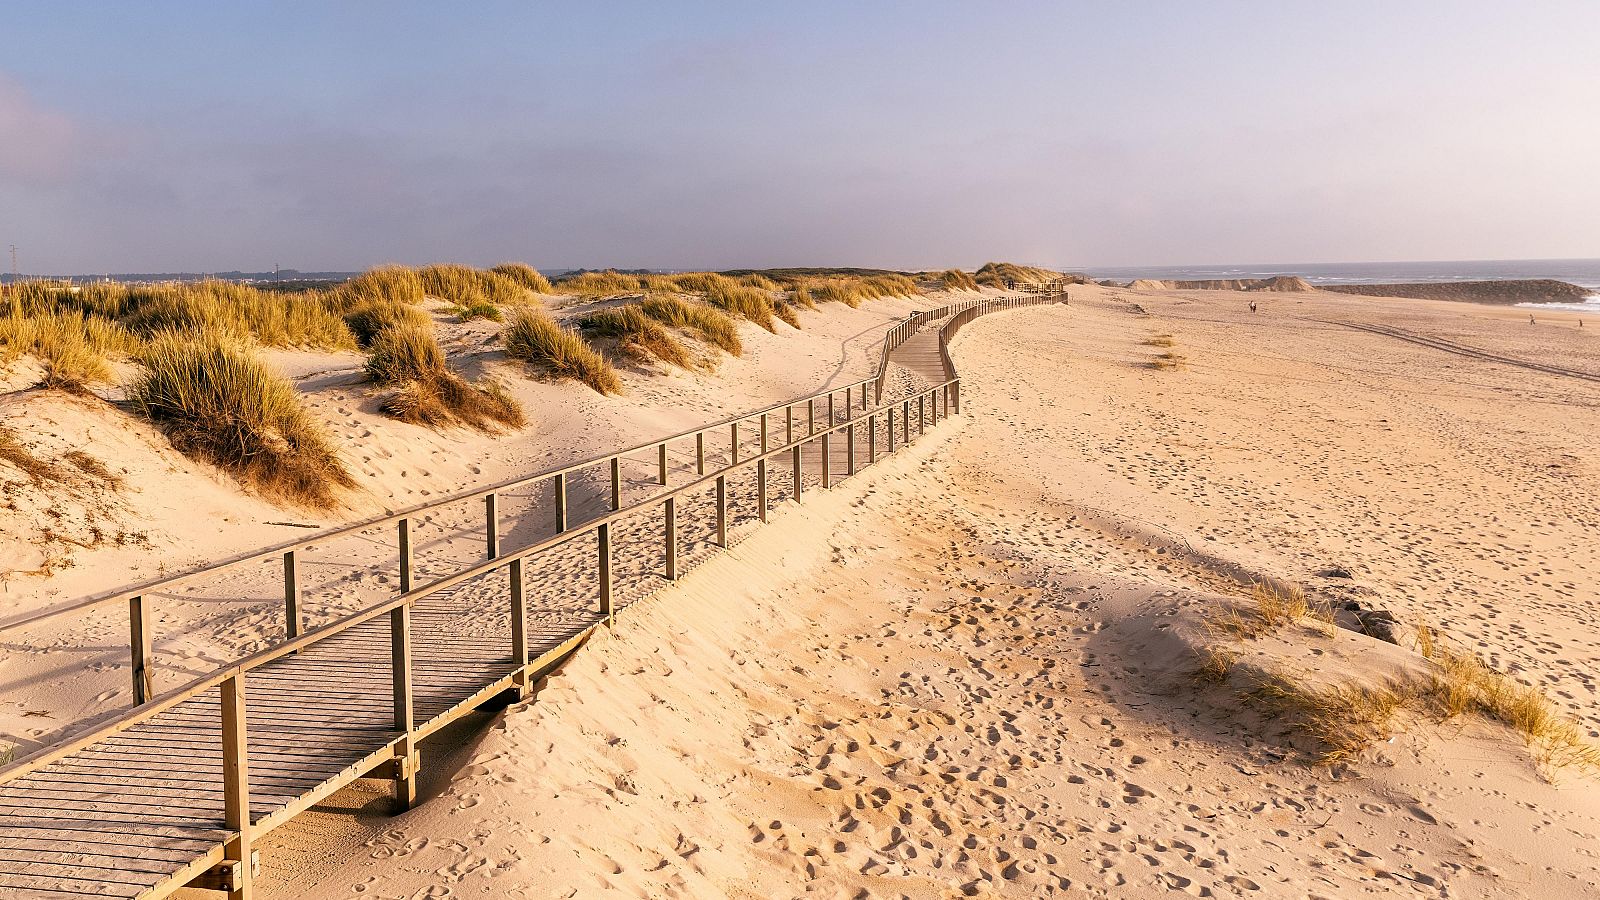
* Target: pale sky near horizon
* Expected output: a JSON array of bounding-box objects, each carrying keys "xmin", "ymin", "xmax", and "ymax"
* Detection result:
[{"xmin": 2, "ymin": 1, "xmax": 1598, "ymax": 274}]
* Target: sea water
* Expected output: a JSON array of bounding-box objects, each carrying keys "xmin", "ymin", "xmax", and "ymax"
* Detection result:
[{"xmin": 1078, "ymin": 258, "xmax": 1600, "ymax": 310}]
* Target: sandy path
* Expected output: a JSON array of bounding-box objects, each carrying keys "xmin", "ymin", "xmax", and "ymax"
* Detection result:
[{"xmin": 251, "ymin": 288, "xmax": 1600, "ymax": 897}]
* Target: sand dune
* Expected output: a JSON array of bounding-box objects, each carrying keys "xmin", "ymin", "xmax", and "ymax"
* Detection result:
[{"xmin": 247, "ymin": 286, "xmax": 1600, "ymax": 898}]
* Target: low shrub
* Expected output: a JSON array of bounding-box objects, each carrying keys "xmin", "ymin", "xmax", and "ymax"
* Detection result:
[
  {"xmin": 503, "ymin": 308, "xmax": 621, "ymax": 394},
  {"xmin": 130, "ymin": 330, "xmax": 354, "ymax": 507}
]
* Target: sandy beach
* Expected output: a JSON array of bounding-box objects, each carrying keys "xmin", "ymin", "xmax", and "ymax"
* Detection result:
[{"xmin": 173, "ymin": 285, "xmax": 1600, "ymax": 899}]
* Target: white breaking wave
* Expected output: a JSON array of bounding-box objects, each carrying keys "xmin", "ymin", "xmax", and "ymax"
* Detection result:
[{"xmin": 1516, "ymin": 293, "xmax": 1600, "ymax": 313}]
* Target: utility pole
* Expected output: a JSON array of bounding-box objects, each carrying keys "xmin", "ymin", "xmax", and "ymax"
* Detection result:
[{"xmin": 8, "ymin": 245, "xmax": 16, "ymax": 281}]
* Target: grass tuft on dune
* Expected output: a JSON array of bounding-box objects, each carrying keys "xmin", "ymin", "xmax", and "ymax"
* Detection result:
[
  {"xmin": 366, "ymin": 322, "xmax": 523, "ymax": 431},
  {"xmin": 490, "ymin": 262, "xmax": 554, "ymax": 295},
  {"xmin": 503, "ymin": 308, "xmax": 621, "ymax": 394},
  {"xmin": 130, "ymin": 330, "xmax": 354, "ymax": 507},
  {"xmin": 706, "ymin": 283, "xmax": 778, "ymax": 332},
  {"xmin": 579, "ymin": 305, "xmax": 695, "ymax": 370},
  {"xmin": 640, "ymin": 293, "xmax": 742, "ymax": 355}
]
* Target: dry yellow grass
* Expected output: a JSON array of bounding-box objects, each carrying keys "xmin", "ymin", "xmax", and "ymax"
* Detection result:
[
  {"xmin": 123, "ymin": 281, "xmax": 355, "ymax": 350},
  {"xmin": 640, "ymin": 293, "xmax": 741, "ymax": 355},
  {"xmin": 1209, "ymin": 582, "xmax": 1334, "ymax": 640},
  {"xmin": 490, "ymin": 262, "xmax": 553, "ymax": 294},
  {"xmin": 773, "ymin": 298, "xmax": 801, "ymax": 328},
  {"xmin": 579, "ymin": 305, "xmax": 694, "ymax": 369},
  {"xmin": 938, "ymin": 269, "xmax": 979, "ymax": 291},
  {"xmin": 1422, "ymin": 648, "xmax": 1600, "ymax": 777},
  {"xmin": 365, "ymin": 321, "xmax": 524, "ymax": 431},
  {"xmin": 706, "ymin": 283, "xmax": 777, "ymax": 332},
  {"xmin": 503, "ymin": 308, "xmax": 621, "ymax": 394},
  {"xmin": 1143, "ymin": 334, "xmax": 1175, "ymax": 347},
  {"xmin": 130, "ymin": 330, "xmax": 353, "ymax": 507},
  {"xmin": 1, "ymin": 310, "xmax": 140, "ymax": 391},
  {"xmin": 554, "ymin": 271, "xmax": 643, "ymax": 296},
  {"xmin": 339, "ymin": 266, "xmax": 426, "ymax": 307},
  {"xmin": 1151, "ymin": 351, "xmax": 1187, "ymax": 370},
  {"xmin": 1247, "ymin": 673, "xmax": 1410, "ymax": 765},
  {"xmin": 975, "ymin": 261, "xmax": 1058, "ymax": 288},
  {"xmin": 338, "ymin": 297, "xmax": 433, "ymax": 347}
]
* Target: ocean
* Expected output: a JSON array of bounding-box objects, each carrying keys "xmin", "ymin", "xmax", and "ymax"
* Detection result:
[{"xmin": 1077, "ymin": 258, "xmax": 1600, "ymax": 310}]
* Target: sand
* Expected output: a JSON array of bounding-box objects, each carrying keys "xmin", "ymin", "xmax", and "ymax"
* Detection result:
[
  {"xmin": 7, "ymin": 283, "xmax": 1600, "ymax": 897},
  {"xmin": 227, "ymin": 285, "xmax": 1600, "ymax": 898}
]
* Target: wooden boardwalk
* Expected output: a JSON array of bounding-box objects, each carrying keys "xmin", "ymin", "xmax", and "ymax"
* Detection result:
[{"xmin": 0, "ymin": 296, "xmax": 1060, "ymax": 898}]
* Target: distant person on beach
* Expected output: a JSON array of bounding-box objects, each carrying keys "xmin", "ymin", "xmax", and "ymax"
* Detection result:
[{"xmin": 1249, "ymin": 300, "xmax": 1257, "ymax": 313}]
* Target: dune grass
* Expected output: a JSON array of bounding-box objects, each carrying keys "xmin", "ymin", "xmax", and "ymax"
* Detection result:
[
  {"xmin": 503, "ymin": 308, "xmax": 621, "ymax": 394},
  {"xmin": 554, "ymin": 271, "xmax": 643, "ymax": 296},
  {"xmin": 706, "ymin": 282, "xmax": 777, "ymax": 332},
  {"xmin": 123, "ymin": 281, "xmax": 356, "ymax": 350},
  {"xmin": 489, "ymin": 262, "xmax": 553, "ymax": 295},
  {"xmin": 1246, "ymin": 673, "xmax": 1409, "ymax": 765},
  {"xmin": 740, "ymin": 273, "xmax": 781, "ymax": 291},
  {"xmin": 579, "ymin": 305, "xmax": 694, "ymax": 369},
  {"xmin": 1144, "ymin": 334, "xmax": 1175, "ymax": 347},
  {"xmin": 338, "ymin": 266, "xmax": 426, "ymax": 307},
  {"xmin": 417, "ymin": 264, "xmax": 529, "ymax": 321},
  {"xmin": 1151, "ymin": 351, "xmax": 1187, "ymax": 370},
  {"xmin": 773, "ymin": 298, "xmax": 801, "ymax": 328},
  {"xmin": 1210, "ymin": 582, "xmax": 1335, "ymax": 640},
  {"xmin": 938, "ymin": 269, "xmax": 980, "ymax": 292},
  {"xmin": 338, "ymin": 297, "xmax": 434, "ymax": 347},
  {"xmin": 788, "ymin": 284, "xmax": 816, "ymax": 309},
  {"xmin": 639, "ymin": 293, "xmax": 742, "ymax": 355},
  {"xmin": 664, "ymin": 272, "xmax": 737, "ymax": 294},
  {"xmin": 1, "ymin": 309, "xmax": 141, "ymax": 391},
  {"xmin": 129, "ymin": 330, "xmax": 353, "ymax": 507},
  {"xmin": 365, "ymin": 322, "xmax": 523, "ymax": 430},
  {"xmin": 975, "ymin": 261, "xmax": 1058, "ymax": 288}
]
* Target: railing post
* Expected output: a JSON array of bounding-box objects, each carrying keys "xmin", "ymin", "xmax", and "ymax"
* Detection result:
[
  {"xmin": 220, "ymin": 673, "xmax": 253, "ymax": 899},
  {"xmin": 390, "ymin": 603, "xmax": 417, "ymax": 809},
  {"xmin": 786, "ymin": 405, "xmax": 794, "ymax": 444},
  {"xmin": 715, "ymin": 475, "xmax": 728, "ymax": 547},
  {"xmin": 846, "ymin": 421, "xmax": 856, "ymax": 475},
  {"xmin": 808, "ymin": 398, "xmax": 816, "ymax": 435},
  {"xmin": 757, "ymin": 414, "xmax": 769, "ymax": 523},
  {"xmin": 696, "ymin": 432, "xmax": 705, "ymax": 475},
  {"xmin": 887, "ymin": 407, "xmax": 896, "ymax": 452},
  {"xmin": 554, "ymin": 473, "xmax": 567, "ymax": 533},
  {"xmin": 821, "ymin": 433, "xmax": 832, "ymax": 489},
  {"xmin": 953, "ymin": 380, "xmax": 961, "ymax": 414},
  {"xmin": 730, "ymin": 422, "xmax": 739, "ymax": 464},
  {"xmin": 510, "ymin": 559, "xmax": 528, "ymax": 695},
  {"xmin": 130, "ymin": 595, "xmax": 152, "ymax": 706},
  {"xmin": 792, "ymin": 444, "xmax": 803, "ymax": 502},
  {"xmin": 860, "ymin": 381, "xmax": 868, "ymax": 411},
  {"xmin": 610, "ymin": 457, "xmax": 621, "ymax": 510},
  {"xmin": 868, "ymin": 413, "xmax": 877, "ymax": 463},
  {"xmin": 902, "ymin": 400, "xmax": 910, "ymax": 445},
  {"xmin": 844, "ymin": 385, "xmax": 852, "ymax": 419},
  {"xmin": 919, "ymin": 394, "xmax": 927, "ymax": 435},
  {"xmin": 828, "ymin": 391, "xmax": 835, "ymax": 427},
  {"xmin": 397, "ymin": 518, "xmax": 413, "ymax": 593},
  {"xmin": 484, "ymin": 493, "xmax": 499, "ymax": 559},
  {"xmin": 658, "ymin": 443, "xmax": 668, "ymax": 485},
  {"xmin": 598, "ymin": 524, "xmax": 613, "ymax": 624},
  {"xmin": 664, "ymin": 497, "xmax": 678, "ymax": 580},
  {"xmin": 282, "ymin": 550, "xmax": 300, "ymax": 640}
]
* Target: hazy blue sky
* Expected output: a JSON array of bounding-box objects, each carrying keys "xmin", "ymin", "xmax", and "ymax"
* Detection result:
[{"xmin": 3, "ymin": 1, "xmax": 1598, "ymax": 273}]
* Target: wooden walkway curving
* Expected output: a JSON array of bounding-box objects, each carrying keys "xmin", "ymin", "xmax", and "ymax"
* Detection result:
[{"xmin": 0, "ymin": 296, "xmax": 1064, "ymax": 898}]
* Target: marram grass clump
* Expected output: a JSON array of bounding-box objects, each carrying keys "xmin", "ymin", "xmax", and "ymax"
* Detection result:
[
  {"xmin": 579, "ymin": 305, "xmax": 694, "ymax": 369},
  {"xmin": 503, "ymin": 308, "xmax": 621, "ymax": 395},
  {"xmin": 339, "ymin": 266, "xmax": 426, "ymax": 307},
  {"xmin": 938, "ymin": 269, "xmax": 980, "ymax": 291},
  {"xmin": 123, "ymin": 281, "xmax": 355, "ymax": 350},
  {"xmin": 706, "ymin": 283, "xmax": 777, "ymax": 332},
  {"xmin": 366, "ymin": 322, "xmax": 523, "ymax": 431},
  {"xmin": 640, "ymin": 293, "xmax": 742, "ymax": 355},
  {"xmin": 490, "ymin": 262, "xmax": 553, "ymax": 295},
  {"xmin": 554, "ymin": 271, "xmax": 643, "ymax": 296},
  {"xmin": 130, "ymin": 330, "xmax": 354, "ymax": 507}
]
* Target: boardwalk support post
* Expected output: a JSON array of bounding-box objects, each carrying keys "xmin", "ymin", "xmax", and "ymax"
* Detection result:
[
  {"xmin": 868, "ymin": 413, "xmax": 877, "ymax": 463},
  {"xmin": 220, "ymin": 673, "xmax": 253, "ymax": 899},
  {"xmin": 282, "ymin": 551, "xmax": 300, "ymax": 640},
  {"xmin": 792, "ymin": 444, "xmax": 803, "ymax": 502},
  {"xmin": 715, "ymin": 475, "xmax": 728, "ymax": 547},
  {"xmin": 821, "ymin": 433, "xmax": 832, "ymax": 489},
  {"xmin": 731, "ymin": 422, "xmax": 739, "ymax": 464},
  {"xmin": 554, "ymin": 473, "xmax": 567, "ymax": 533},
  {"xmin": 130, "ymin": 595, "xmax": 153, "ymax": 706},
  {"xmin": 610, "ymin": 457, "xmax": 621, "ymax": 511},
  {"xmin": 484, "ymin": 493, "xmax": 499, "ymax": 559},
  {"xmin": 658, "ymin": 443, "xmax": 668, "ymax": 485},
  {"xmin": 846, "ymin": 421, "xmax": 856, "ymax": 475},
  {"xmin": 398, "ymin": 518, "xmax": 413, "ymax": 593},
  {"xmin": 510, "ymin": 559, "xmax": 528, "ymax": 696},
  {"xmin": 758, "ymin": 414, "xmax": 769, "ymax": 523},
  {"xmin": 664, "ymin": 497, "xmax": 678, "ymax": 580},
  {"xmin": 887, "ymin": 408, "xmax": 896, "ymax": 453},
  {"xmin": 696, "ymin": 432, "xmax": 705, "ymax": 475},
  {"xmin": 390, "ymin": 604, "xmax": 417, "ymax": 810},
  {"xmin": 598, "ymin": 524, "xmax": 613, "ymax": 624}
]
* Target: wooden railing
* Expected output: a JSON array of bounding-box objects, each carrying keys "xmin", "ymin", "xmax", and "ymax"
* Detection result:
[{"xmin": 0, "ymin": 294, "xmax": 1067, "ymax": 898}]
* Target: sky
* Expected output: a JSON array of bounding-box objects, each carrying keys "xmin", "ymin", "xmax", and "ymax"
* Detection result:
[{"xmin": 3, "ymin": 1, "xmax": 1599, "ymax": 274}]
